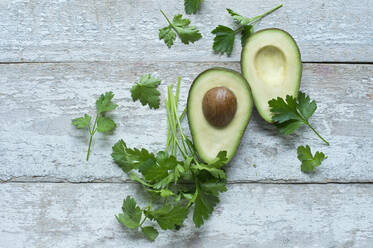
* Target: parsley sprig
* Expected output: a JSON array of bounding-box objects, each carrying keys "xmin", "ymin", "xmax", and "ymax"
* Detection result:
[
  {"xmin": 112, "ymin": 77, "xmax": 228, "ymax": 240},
  {"xmin": 131, "ymin": 74, "xmax": 161, "ymax": 109},
  {"xmin": 212, "ymin": 4, "xmax": 282, "ymax": 56},
  {"xmin": 72, "ymin": 92, "xmax": 118, "ymax": 161},
  {"xmin": 159, "ymin": 10, "xmax": 202, "ymax": 48},
  {"xmin": 269, "ymin": 92, "xmax": 330, "ymax": 145},
  {"xmin": 297, "ymin": 145, "xmax": 327, "ymax": 173}
]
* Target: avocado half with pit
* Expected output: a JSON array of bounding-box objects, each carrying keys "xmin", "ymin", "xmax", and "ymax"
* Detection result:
[
  {"xmin": 241, "ymin": 28, "xmax": 302, "ymax": 122},
  {"xmin": 187, "ymin": 68, "xmax": 253, "ymax": 163}
]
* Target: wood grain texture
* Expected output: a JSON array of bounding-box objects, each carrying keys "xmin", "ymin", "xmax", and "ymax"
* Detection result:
[
  {"xmin": 1, "ymin": 183, "xmax": 373, "ymax": 248},
  {"xmin": 0, "ymin": 0, "xmax": 372, "ymax": 63},
  {"xmin": 0, "ymin": 62, "xmax": 372, "ymax": 183}
]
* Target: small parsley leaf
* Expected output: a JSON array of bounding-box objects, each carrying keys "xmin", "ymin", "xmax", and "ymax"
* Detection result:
[
  {"xmin": 159, "ymin": 27, "xmax": 176, "ymax": 48},
  {"xmin": 159, "ymin": 11, "xmax": 202, "ymax": 48},
  {"xmin": 193, "ymin": 186, "xmax": 220, "ymax": 228},
  {"xmin": 96, "ymin": 91, "xmax": 118, "ymax": 114},
  {"xmin": 268, "ymin": 92, "xmax": 329, "ymax": 145},
  {"xmin": 96, "ymin": 116, "xmax": 116, "ymax": 133},
  {"xmin": 116, "ymin": 196, "xmax": 142, "ymax": 229},
  {"xmin": 131, "ymin": 74, "xmax": 161, "ymax": 109},
  {"xmin": 241, "ymin": 25, "xmax": 254, "ymax": 46},
  {"xmin": 145, "ymin": 205, "xmax": 189, "ymax": 230},
  {"xmin": 297, "ymin": 145, "xmax": 327, "ymax": 173},
  {"xmin": 184, "ymin": 0, "xmax": 203, "ymax": 14},
  {"xmin": 141, "ymin": 226, "xmax": 159, "ymax": 241},
  {"xmin": 226, "ymin": 8, "xmax": 251, "ymax": 26},
  {"xmin": 211, "ymin": 25, "xmax": 235, "ymax": 55},
  {"xmin": 112, "ymin": 139, "xmax": 155, "ymax": 173},
  {"xmin": 72, "ymin": 114, "xmax": 91, "ymax": 129}
]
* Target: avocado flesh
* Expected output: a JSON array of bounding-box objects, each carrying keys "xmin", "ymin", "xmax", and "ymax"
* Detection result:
[
  {"xmin": 187, "ymin": 68, "xmax": 253, "ymax": 163},
  {"xmin": 241, "ymin": 28, "xmax": 302, "ymax": 123}
]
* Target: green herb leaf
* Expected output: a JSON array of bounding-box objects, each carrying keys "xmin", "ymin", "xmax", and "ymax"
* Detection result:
[
  {"xmin": 131, "ymin": 74, "xmax": 161, "ymax": 109},
  {"xmin": 268, "ymin": 92, "xmax": 329, "ymax": 145},
  {"xmin": 159, "ymin": 27, "xmax": 176, "ymax": 48},
  {"xmin": 184, "ymin": 0, "xmax": 203, "ymax": 14},
  {"xmin": 297, "ymin": 145, "xmax": 327, "ymax": 173},
  {"xmin": 116, "ymin": 196, "xmax": 142, "ymax": 229},
  {"xmin": 129, "ymin": 172, "xmax": 154, "ymax": 187},
  {"xmin": 193, "ymin": 186, "xmax": 219, "ymax": 228},
  {"xmin": 145, "ymin": 205, "xmax": 189, "ymax": 230},
  {"xmin": 211, "ymin": 25, "xmax": 235, "ymax": 55},
  {"xmin": 141, "ymin": 226, "xmax": 159, "ymax": 241},
  {"xmin": 160, "ymin": 11, "xmax": 202, "ymax": 48},
  {"xmin": 96, "ymin": 116, "xmax": 116, "ymax": 133},
  {"xmin": 72, "ymin": 114, "xmax": 91, "ymax": 129},
  {"xmin": 240, "ymin": 25, "xmax": 254, "ymax": 46},
  {"xmin": 139, "ymin": 151, "xmax": 178, "ymax": 183},
  {"xmin": 112, "ymin": 140, "xmax": 155, "ymax": 173},
  {"xmin": 227, "ymin": 8, "xmax": 251, "ymax": 26},
  {"xmin": 96, "ymin": 91, "xmax": 118, "ymax": 114}
]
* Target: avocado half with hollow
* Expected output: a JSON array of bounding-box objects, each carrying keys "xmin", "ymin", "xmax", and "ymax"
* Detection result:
[
  {"xmin": 187, "ymin": 68, "xmax": 253, "ymax": 163},
  {"xmin": 241, "ymin": 28, "xmax": 302, "ymax": 123}
]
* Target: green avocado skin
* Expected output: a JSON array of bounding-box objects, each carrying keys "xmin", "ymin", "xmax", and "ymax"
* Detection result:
[
  {"xmin": 240, "ymin": 28, "xmax": 302, "ymax": 123},
  {"xmin": 187, "ymin": 67, "xmax": 253, "ymax": 164}
]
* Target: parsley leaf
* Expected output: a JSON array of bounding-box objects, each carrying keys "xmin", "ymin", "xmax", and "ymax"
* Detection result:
[
  {"xmin": 112, "ymin": 139, "xmax": 155, "ymax": 173},
  {"xmin": 240, "ymin": 25, "xmax": 254, "ymax": 46},
  {"xmin": 96, "ymin": 116, "xmax": 116, "ymax": 133},
  {"xmin": 72, "ymin": 114, "xmax": 91, "ymax": 129},
  {"xmin": 96, "ymin": 91, "xmax": 118, "ymax": 114},
  {"xmin": 72, "ymin": 91, "xmax": 117, "ymax": 160},
  {"xmin": 141, "ymin": 226, "xmax": 159, "ymax": 241},
  {"xmin": 297, "ymin": 145, "xmax": 327, "ymax": 173},
  {"xmin": 193, "ymin": 182, "xmax": 226, "ymax": 228},
  {"xmin": 159, "ymin": 27, "xmax": 176, "ymax": 48},
  {"xmin": 184, "ymin": 0, "xmax": 203, "ymax": 14},
  {"xmin": 211, "ymin": 25, "xmax": 235, "ymax": 55},
  {"xmin": 159, "ymin": 11, "xmax": 202, "ymax": 48},
  {"xmin": 192, "ymin": 151, "xmax": 228, "ymax": 179},
  {"xmin": 268, "ymin": 92, "xmax": 329, "ymax": 145},
  {"xmin": 226, "ymin": 8, "xmax": 251, "ymax": 26},
  {"xmin": 116, "ymin": 196, "xmax": 142, "ymax": 229},
  {"xmin": 212, "ymin": 5, "xmax": 282, "ymax": 55},
  {"xmin": 131, "ymin": 74, "xmax": 161, "ymax": 109},
  {"xmin": 145, "ymin": 205, "xmax": 189, "ymax": 230}
]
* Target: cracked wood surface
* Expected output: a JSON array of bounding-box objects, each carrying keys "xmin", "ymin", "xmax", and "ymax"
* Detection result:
[
  {"xmin": 1, "ymin": 183, "xmax": 373, "ymax": 248},
  {"xmin": 0, "ymin": 0, "xmax": 372, "ymax": 63},
  {"xmin": 0, "ymin": 62, "xmax": 372, "ymax": 183}
]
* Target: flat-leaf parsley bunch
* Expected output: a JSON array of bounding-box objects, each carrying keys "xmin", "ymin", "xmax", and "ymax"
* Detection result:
[{"xmin": 112, "ymin": 76, "xmax": 228, "ymax": 241}]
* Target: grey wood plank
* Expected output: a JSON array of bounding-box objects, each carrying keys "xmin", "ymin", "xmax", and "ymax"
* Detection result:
[
  {"xmin": 0, "ymin": 62, "xmax": 372, "ymax": 183},
  {"xmin": 0, "ymin": 182, "xmax": 372, "ymax": 248},
  {"xmin": 0, "ymin": 0, "xmax": 372, "ymax": 62}
]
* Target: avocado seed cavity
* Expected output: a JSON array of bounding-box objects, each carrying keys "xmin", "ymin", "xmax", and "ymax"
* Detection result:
[{"xmin": 202, "ymin": 87, "xmax": 237, "ymax": 127}]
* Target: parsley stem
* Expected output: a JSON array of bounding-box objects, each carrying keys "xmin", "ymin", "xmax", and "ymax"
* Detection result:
[
  {"xmin": 255, "ymin": 4, "xmax": 282, "ymax": 22},
  {"xmin": 179, "ymin": 107, "xmax": 186, "ymax": 121},
  {"xmin": 86, "ymin": 113, "xmax": 98, "ymax": 161},
  {"xmin": 165, "ymin": 99, "xmax": 171, "ymax": 152},
  {"xmin": 167, "ymin": 84, "xmax": 187, "ymax": 158},
  {"xmin": 139, "ymin": 216, "xmax": 147, "ymax": 227},
  {"xmin": 305, "ymin": 122, "xmax": 330, "ymax": 146},
  {"xmin": 160, "ymin": 10, "xmax": 173, "ymax": 27}
]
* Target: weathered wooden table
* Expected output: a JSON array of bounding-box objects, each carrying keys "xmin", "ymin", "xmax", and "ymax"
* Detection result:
[{"xmin": 1, "ymin": 1, "xmax": 373, "ymax": 247}]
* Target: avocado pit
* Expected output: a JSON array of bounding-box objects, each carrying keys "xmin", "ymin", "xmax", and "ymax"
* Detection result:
[{"xmin": 202, "ymin": 86, "xmax": 237, "ymax": 127}]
